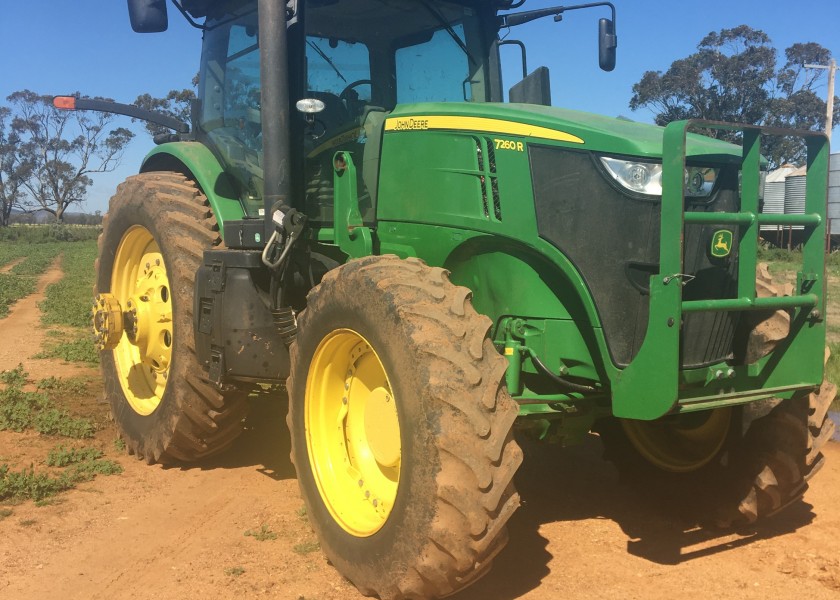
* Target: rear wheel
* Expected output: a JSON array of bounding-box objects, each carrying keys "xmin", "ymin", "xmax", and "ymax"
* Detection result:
[
  {"xmin": 97, "ymin": 172, "xmax": 248, "ymax": 464},
  {"xmin": 288, "ymin": 255, "xmax": 522, "ymax": 599}
]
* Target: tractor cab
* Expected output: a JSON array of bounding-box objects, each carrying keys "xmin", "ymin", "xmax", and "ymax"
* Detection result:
[
  {"xmin": 138, "ymin": 0, "xmax": 614, "ymax": 226},
  {"xmin": 191, "ymin": 0, "xmax": 503, "ymax": 222}
]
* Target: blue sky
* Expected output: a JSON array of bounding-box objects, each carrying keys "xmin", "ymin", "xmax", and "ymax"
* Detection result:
[{"xmin": 1, "ymin": 0, "xmax": 838, "ymax": 214}]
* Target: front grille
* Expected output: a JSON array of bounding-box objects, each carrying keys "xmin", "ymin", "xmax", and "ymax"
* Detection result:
[{"xmin": 530, "ymin": 145, "xmax": 740, "ymax": 368}]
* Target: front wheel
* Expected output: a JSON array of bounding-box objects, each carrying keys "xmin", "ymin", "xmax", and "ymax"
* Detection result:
[
  {"xmin": 288, "ymin": 255, "xmax": 522, "ymax": 599},
  {"xmin": 97, "ymin": 173, "xmax": 248, "ymax": 464},
  {"xmin": 597, "ymin": 378, "xmax": 836, "ymax": 526}
]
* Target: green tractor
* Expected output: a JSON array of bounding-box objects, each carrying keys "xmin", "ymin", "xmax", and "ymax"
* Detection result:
[{"xmin": 60, "ymin": 0, "xmax": 835, "ymax": 597}]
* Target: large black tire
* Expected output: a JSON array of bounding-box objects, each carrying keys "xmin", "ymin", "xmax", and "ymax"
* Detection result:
[
  {"xmin": 97, "ymin": 172, "xmax": 248, "ymax": 464},
  {"xmin": 597, "ymin": 380, "xmax": 835, "ymax": 527},
  {"xmin": 287, "ymin": 255, "xmax": 522, "ymax": 599},
  {"xmin": 597, "ymin": 264, "xmax": 835, "ymax": 527}
]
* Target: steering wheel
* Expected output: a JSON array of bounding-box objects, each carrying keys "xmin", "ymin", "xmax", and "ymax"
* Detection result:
[{"xmin": 339, "ymin": 79, "xmax": 373, "ymax": 102}]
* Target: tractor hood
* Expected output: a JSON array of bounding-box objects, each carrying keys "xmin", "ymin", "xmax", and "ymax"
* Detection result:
[{"xmin": 387, "ymin": 103, "xmax": 744, "ymax": 164}]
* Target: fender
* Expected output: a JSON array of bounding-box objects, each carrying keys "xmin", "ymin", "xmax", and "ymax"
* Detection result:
[{"xmin": 141, "ymin": 142, "xmax": 246, "ymax": 237}]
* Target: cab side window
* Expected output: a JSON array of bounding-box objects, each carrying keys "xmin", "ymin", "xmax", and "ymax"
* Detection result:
[
  {"xmin": 302, "ymin": 36, "xmax": 372, "ymax": 222},
  {"xmin": 200, "ymin": 15, "xmax": 263, "ymax": 216}
]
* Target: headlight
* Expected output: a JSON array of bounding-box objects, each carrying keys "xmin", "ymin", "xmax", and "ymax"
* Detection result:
[{"xmin": 599, "ymin": 156, "xmax": 719, "ymax": 198}]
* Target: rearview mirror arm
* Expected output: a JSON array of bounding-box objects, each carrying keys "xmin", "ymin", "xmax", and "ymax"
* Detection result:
[{"xmin": 498, "ymin": 1, "xmax": 615, "ymax": 31}]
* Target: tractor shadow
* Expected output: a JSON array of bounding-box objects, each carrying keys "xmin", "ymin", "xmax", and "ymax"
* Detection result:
[
  {"xmin": 453, "ymin": 433, "xmax": 816, "ymax": 600},
  {"xmin": 192, "ymin": 392, "xmax": 297, "ymax": 481}
]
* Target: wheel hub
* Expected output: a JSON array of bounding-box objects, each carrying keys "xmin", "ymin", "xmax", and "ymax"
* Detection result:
[
  {"xmin": 92, "ymin": 293, "xmax": 123, "ymax": 350},
  {"xmin": 306, "ymin": 329, "xmax": 401, "ymax": 537},
  {"xmin": 108, "ymin": 226, "xmax": 173, "ymax": 416},
  {"xmin": 364, "ymin": 387, "xmax": 400, "ymax": 468},
  {"xmin": 123, "ymin": 262, "xmax": 172, "ymax": 373},
  {"xmin": 622, "ymin": 407, "xmax": 733, "ymax": 473}
]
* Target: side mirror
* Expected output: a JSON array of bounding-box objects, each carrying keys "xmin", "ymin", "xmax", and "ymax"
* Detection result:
[
  {"xmin": 598, "ymin": 17, "xmax": 617, "ymax": 71},
  {"xmin": 127, "ymin": 0, "xmax": 168, "ymax": 33}
]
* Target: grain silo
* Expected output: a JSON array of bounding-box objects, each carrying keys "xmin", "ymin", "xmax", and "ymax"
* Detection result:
[
  {"xmin": 830, "ymin": 153, "xmax": 840, "ymax": 241},
  {"xmin": 760, "ymin": 165, "xmax": 796, "ymax": 245},
  {"xmin": 784, "ymin": 165, "xmax": 807, "ymax": 232}
]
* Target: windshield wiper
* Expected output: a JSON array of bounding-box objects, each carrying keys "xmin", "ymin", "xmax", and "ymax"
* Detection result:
[
  {"xmin": 307, "ymin": 40, "xmax": 347, "ymax": 83},
  {"xmin": 418, "ymin": 0, "xmax": 477, "ymax": 67}
]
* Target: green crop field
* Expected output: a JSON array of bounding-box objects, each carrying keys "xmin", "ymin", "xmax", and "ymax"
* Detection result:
[{"xmin": 0, "ymin": 226, "xmax": 98, "ymax": 319}]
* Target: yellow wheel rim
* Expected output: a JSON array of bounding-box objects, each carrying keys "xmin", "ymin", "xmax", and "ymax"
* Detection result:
[
  {"xmin": 111, "ymin": 226, "xmax": 173, "ymax": 416},
  {"xmin": 305, "ymin": 329, "xmax": 400, "ymax": 536},
  {"xmin": 622, "ymin": 408, "xmax": 732, "ymax": 473}
]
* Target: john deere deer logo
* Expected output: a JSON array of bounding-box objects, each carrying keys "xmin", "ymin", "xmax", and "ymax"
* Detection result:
[{"xmin": 710, "ymin": 230, "xmax": 733, "ymax": 258}]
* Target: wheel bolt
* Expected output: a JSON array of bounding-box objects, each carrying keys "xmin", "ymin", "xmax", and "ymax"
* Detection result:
[{"xmin": 358, "ymin": 480, "xmax": 363, "ymax": 487}]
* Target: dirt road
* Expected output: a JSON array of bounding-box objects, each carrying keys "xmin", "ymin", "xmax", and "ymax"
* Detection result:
[{"xmin": 1, "ymin": 268, "xmax": 838, "ymax": 600}]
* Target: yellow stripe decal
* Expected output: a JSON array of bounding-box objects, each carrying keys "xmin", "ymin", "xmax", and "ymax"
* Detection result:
[{"xmin": 384, "ymin": 115, "xmax": 584, "ymax": 144}]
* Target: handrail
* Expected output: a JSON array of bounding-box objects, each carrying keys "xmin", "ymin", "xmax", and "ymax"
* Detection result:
[{"xmin": 683, "ymin": 212, "xmax": 823, "ymax": 226}]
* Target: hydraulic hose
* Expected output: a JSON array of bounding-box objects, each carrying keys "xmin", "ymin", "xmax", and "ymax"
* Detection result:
[{"xmin": 527, "ymin": 349, "xmax": 598, "ymax": 394}]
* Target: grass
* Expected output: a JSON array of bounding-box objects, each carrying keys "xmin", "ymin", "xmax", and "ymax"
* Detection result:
[
  {"xmin": 0, "ymin": 230, "xmax": 96, "ymax": 322},
  {"xmin": 0, "ymin": 465, "xmax": 75, "ymax": 502},
  {"xmin": 224, "ymin": 566, "xmax": 246, "ymax": 577},
  {"xmin": 37, "ymin": 376, "xmax": 88, "ymax": 396},
  {"xmin": 8, "ymin": 244, "xmax": 63, "ymax": 276},
  {"xmin": 292, "ymin": 541, "xmax": 321, "ymax": 555},
  {"xmin": 244, "ymin": 524, "xmax": 278, "ymax": 541},
  {"xmin": 0, "ymin": 366, "xmax": 95, "ymax": 438},
  {"xmin": 0, "ymin": 273, "xmax": 36, "ymax": 318},
  {"xmin": 34, "ymin": 338, "xmax": 99, "ymax": 364},
  {"xmin": 0, "ymin": 365, "xmax": 27, "ymax": 386},
  {"xmin": 39, "ymin": 240, "xmax": 97, "ymax": 329},
  {"xmin": 0, "ymin": 446, "xmax": 121, "ymax": 503},
  {"xmin": 32, "ymin": 239, "xmax": 100, "ymax": 365},
  {"xmin": 0, "ymin": 225, "xmax": 100, "ymax": 244}
]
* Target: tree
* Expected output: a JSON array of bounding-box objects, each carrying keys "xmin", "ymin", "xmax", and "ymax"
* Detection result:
[
  {"xmin": 133, "ymin": 88, "xmax": 196, "ymax": 138},
  {"xmin": 0, "ymin": 106, "xmax": 30, "ymax": 226},
  {"xmin": 133, "ymin": 75, "xmax": 198, "ymax": 138},
  {"xmin": 630, "ymin": 26, "xmax": 839, "ymax": 167},
  {"xmin": 6, "ymin": 90, "xmax": 134, "ymax": 222}
]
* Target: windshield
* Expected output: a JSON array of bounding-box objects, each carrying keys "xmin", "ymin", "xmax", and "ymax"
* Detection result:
[{"xmin": 305, "ymin": 0, "xmax": 492, "ymax": 109}]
